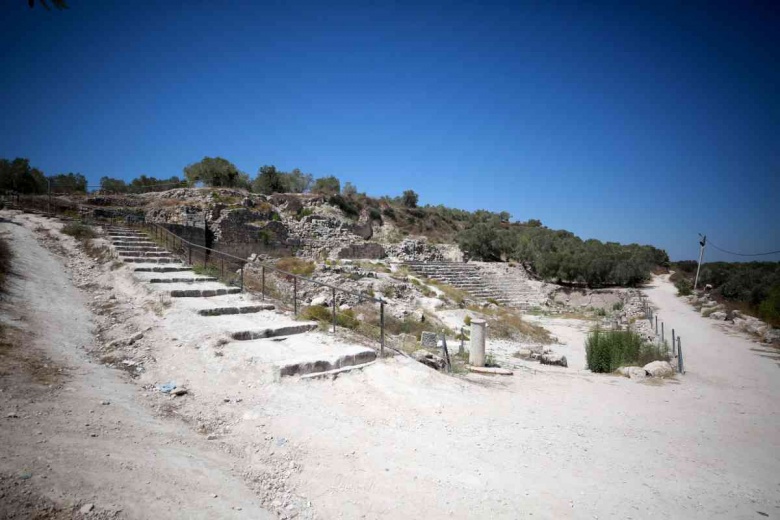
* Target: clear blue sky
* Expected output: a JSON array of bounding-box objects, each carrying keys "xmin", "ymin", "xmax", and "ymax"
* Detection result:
[{"xmin": 1, "ymin": 1, "xmax": 778, "ymax": 262}]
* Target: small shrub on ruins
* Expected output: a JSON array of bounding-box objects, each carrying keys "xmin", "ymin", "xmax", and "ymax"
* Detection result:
[
  {"xmin": 585, "ymin": 327, "xmax": 669, "ymax": 373},
  {"xmin": 276, "ymin": 257, "xmax": 315, "ymax": 277},
  {"xmin": 382, "ymin": 207, "xmax": 396, "ymax": 219},
  {"xmin": 595, "ymin": 307, "xmax": 607, "ymax": 317},
  {"xmin": 612, "ymin": 301, "xmax": 624, "ymax": 311},
  {"xmin": 368, "ymin": 207, "xmax": 382, "ymax": 222},
  {"xmin": 62, "ymin": 222, "xmax": 96, "ymax": 240},
  {"xmin": 295, "ymin": 207, "xmax": 314, "ymax": 221},
  {"xmin": 381, "ymin": 286, "xmax": 396, "ymax": 298},
  {"xmin": 464, "ymin": 315, "xmax": 472, "ymax": 326},
  {"xmin": 328, "ymin": 194, "xmax": 361, "ymax": 218}
]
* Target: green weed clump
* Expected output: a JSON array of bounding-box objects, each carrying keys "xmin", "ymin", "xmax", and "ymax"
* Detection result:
[
  {"xmin": 585, "ymin": 327, "xmax": 669, "ymax": 373},
  {"xmin": 299, "ymin": 305, "xmax": 359, "ymax": 330}
]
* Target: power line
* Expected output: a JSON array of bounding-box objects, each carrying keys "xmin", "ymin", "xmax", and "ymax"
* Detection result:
[{"xmin": 707, "ymin": 239, "xmax": 780, "ymax": 257}]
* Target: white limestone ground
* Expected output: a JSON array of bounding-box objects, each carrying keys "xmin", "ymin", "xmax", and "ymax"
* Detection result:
[
  {"xmin": 0, "ymin": 211, "xmax": 275, "ymax": 519},
  {"xmin": 3, "ymin": 211, "xmax": 780, "ymax": 520}
]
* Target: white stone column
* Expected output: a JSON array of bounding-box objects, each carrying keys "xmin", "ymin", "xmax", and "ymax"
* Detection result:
[{"xmin": 469, "ymin": 319, "xmax": 486, "ymax": 367}]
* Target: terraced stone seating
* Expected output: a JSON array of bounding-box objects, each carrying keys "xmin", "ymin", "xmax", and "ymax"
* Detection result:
[{"xmin": 405, "ymin": 261, "xmax": 549, "ymax": 309}]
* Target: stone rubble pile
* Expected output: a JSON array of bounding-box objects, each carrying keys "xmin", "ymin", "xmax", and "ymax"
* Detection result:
[{"xmin": 687, "ymin": 293, "xmax": 779, "ymax": 344}]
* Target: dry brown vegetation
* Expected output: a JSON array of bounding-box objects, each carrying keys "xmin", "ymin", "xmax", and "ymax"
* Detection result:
[{"xmin": 468, "ymin": 305, "xmax": 553, "ymax": 343}]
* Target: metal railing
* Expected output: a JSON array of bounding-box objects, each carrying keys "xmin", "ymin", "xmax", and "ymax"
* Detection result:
[
  {"xmin": 132, "ymin": 220, "xmax": 388, "ymax": 357},
  {"xmin": 7, "ymin": 196, "xmax": 397, "ymax": 357}
]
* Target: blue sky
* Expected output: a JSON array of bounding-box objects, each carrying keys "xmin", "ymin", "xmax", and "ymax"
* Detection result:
[{"xmin": 1, "ymin": 1, "xmax": 778, "ymax": 261}]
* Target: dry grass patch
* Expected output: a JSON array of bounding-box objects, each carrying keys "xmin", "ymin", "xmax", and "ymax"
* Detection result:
[
  {"xmin": 275, "ymin": 257, "xmax": 315, "ymax": 277},
  {"xmin": 468, "ymin": 305, "xmax": 553, "ymax": 343}
]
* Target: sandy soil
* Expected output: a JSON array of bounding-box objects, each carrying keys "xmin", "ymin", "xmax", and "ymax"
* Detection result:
[
  {"xmin": 2, "ymin": 211, "xmax": 779, "ymax": 519},
  {"xmin": 0, "ymin": 214, "xmax": 273, "ymax": 519}
]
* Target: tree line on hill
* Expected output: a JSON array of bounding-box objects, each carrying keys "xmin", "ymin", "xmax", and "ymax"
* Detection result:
[
  {"xmin": 2, "ymin": 155, "xmax": 668, "ymax": 287},
  {"xmin": 456, "ymin": 215, "xmax": 669, "ymax": 287},
  {"xmin": 671, "ymin": 261, "xmax": 780, "ymax": 326}
]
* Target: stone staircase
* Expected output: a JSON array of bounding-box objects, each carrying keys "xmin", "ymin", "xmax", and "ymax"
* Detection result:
[
  {"xmin": 105, "ymin": 225, "xmax": 377, "ymax": 377},
  {"xmin": 405, "ymin": 261, "xmax": 551, "ymax": 309}
]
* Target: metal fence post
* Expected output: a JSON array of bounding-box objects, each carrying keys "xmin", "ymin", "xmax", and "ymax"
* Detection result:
[
  {"xmin": 332, "ymin": 288, "xmax": 337, "ymax": 333},
  {"xmin": 240, "ymin": 266, "xmax": 244, "ymax": 292},
  {"xmin": 188, "ymin": 245, "xmax": 192, "ymax": 265},
  {"xmin": 677, "ymin": 336, "xmax": 684, "ymax": 374},
  {"xmin": 293, "ymin": 277, "xmax": 298, "ymax": 316},
  {"xmin": 661, "ymin": 322, "xmax": 664, "ymax": 342},
  {"xmin": 261, "ymin": 266, "xmax": 265, "ymax": 301},
  {"xmin": 380, "ymin": 301, "xmax": 385, "ymax": 358}
]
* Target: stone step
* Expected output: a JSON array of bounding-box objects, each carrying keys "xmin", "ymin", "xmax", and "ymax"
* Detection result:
[
  {"xmin": 149, "ymin": 277, "xmax": 218, "ymax": 283},
  {"xmin": 231, "ymin": 322, "xmax": 318, "ymax": 341},
  {"xmin": 197, "ymin": 304, "xmax": 276, "ymax": 316},
  {"xmin": 123, "ymin": 258, "xmax": 179, "ymax": 264},
  {"xmin": 112, "ymin": 241, "xmax": 156, "ymax": 247},
  {"xmin": 299, "ymin": 360, "xmax": 377, "ymax": 379},
  {"xmin": 119, "ymin": 252, "xmax": 176, "ymax": 258},
  {"xmin": 134, "ymin": 266, "xmax": 192, "ymax": 273},
  {"xmin": 114, "ymin": 246, "xmax": 166, "ymax": 251},
  {"xmin": 170, "ymin": 287, "xmax": 242, "ymax": 298},
  {"xmin": 275, "ymin": 347, "xmax": 377, "ymax": 378}
]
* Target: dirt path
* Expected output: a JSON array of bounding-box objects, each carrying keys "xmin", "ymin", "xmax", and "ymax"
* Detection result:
[{"xmin": 0, "ymin": 214, "xmax": 273, "ymax": 519}]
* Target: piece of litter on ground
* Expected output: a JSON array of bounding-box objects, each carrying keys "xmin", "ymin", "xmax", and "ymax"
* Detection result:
[{"xmin": 157, "ymin": 382, "xmax": 176, "ymax": 393}]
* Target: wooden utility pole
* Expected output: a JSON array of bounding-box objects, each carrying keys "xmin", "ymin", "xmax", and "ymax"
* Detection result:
[{"xmin": 694, "ymin": 234, "xmax": 707, "ymax": 291}]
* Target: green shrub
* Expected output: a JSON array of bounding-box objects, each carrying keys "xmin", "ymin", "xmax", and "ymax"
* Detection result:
[
  {"xmin": 464, "ymin": 315, "xmax": 472, "ymax": 326},
  {"xmin": 612, "ymin": 301, "xmax": 624, "ymax": 311},
  {"xmin": 368, "ymin": 207, "xmax": 382, "ymax": 222},
  {"xmin": 675, "ymin": 278, "xmax": 693, "ymax": 296},
  {"xmin": 759, "ymin": 285, "xmax": 780, "ymax": 327},
  {"xmin": 61, "ymin": 223, "xmax": 96, "ymax": 240},
  {"xmin": 328, "ymin": 194, "xmax": 361, "ymax": 218},
  {"xmin": 585, "ymin": 328, "xmax": 669, "ymax": 373},
  {"xmin": 0, "ymin": 236, "xmax": 12, "ymax": 294},
  {"xmin": 595, "ymin": 307, "xmax": 607, "ymax": 317},
  {"xmin": 299, "ymin": 305, "xmax": 359, "ymax": 330}
]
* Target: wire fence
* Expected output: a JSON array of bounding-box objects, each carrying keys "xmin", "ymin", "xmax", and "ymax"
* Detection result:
[{"xmin": 643, "ymin": 300, "xmax": 685, "ymax": 374}]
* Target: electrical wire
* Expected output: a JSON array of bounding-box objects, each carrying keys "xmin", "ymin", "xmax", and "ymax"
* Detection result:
[{"xmin": 707, "ymin": 240, "xmax": 780, "ymax": 257}]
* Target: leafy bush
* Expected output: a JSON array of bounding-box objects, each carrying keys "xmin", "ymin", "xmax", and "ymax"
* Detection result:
[
  {"xmin": 328, "ymin": 194, "xmax": 361, "ymax": 218},
  {"xmin": 275, "ymin": 257, "xmax": 315, "ymax": 277},
  {"xmin": 368, "ymin": 207, "xmax": 382, "ymax": 222},
  {"xmin": 612, "ymin": 301, "xmax": 624, "ymax": 311},
  {"xmin": 675, "ymin": 278, "xmax": 693, "ymax": 296},
  {"xmin": 61, "ymin": 223, "xmax": 96, "ymax": 240},
  {"xmin": 585, "ymin": 328, "xmax": 669, "ymax": 373},
  {"xmin": 759, "ymin": 285, "xmax": 780, "ymax": 327},
  {"xmin": 0, "ymin": 236, "xmax": 12, "ymax": 294},
  {"xmin": 464, "ymin": 315, "xmax": 472, "ymax": 326}
]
